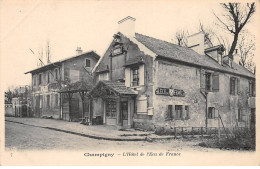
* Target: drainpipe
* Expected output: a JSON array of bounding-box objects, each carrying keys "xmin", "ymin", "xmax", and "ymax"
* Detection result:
[{"xmin": 200, "ymin": 90, "xmax": 208, "ymax": 129}]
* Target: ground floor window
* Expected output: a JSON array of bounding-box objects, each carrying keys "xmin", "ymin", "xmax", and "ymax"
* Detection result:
[
  {"xmin": 166, "ymin": 105, "xmax": 190, "ymax": 120},
  {"xmin": 208, "ymin": 107, "xmax": 215, "ymax": 119},
  {"xmin": 46, "ymin": 95, "xmax": 50, "ymax": 109},
  {"xmin": 237, "ymin": 109, "xmax": 243, "ymax": 122},
  {"xmin": 106, "ymin": 100, "xmax": 117, "ymax": 118},
  {"xmin": 55, "ymin": 94, "xmax": 59, "ymax": 108}
]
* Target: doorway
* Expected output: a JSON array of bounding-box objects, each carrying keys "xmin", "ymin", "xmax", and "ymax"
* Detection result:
[{"xmin": 121, "ymin": 101, "xmax": 128, "ymax": 126}]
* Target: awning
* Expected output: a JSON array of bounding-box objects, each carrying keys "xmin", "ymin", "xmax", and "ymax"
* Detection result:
[{"xmin": 89, "ymin": 80, "xmax": 137, "ymax": 98}]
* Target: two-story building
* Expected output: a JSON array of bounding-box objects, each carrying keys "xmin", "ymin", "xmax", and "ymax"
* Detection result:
[
  {"xmin": 89, "ymin": 16, "xmax": 256, "ymax": 131},
  {"xmin": 25, "ymin": 49, "xmax": 100, "ymax": 121}
]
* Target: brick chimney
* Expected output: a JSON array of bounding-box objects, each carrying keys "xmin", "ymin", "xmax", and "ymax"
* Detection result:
[
  {"xmin": 232, "ymin": 49, "xmax": 240, "ymax": 65},
  {"xmin": 76, "ymin": 47, "xmax": 82, "ymax": 55},
  {"xmin": 187, "ymin": 31, "xmax": 205, "ymax": 55},
  {"xmin": 118, "ymin": 16, "xmax": 136, "ymax": 38}
]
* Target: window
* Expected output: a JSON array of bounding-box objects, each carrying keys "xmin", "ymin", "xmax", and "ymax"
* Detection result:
[
  {"xmin": 238, "ymin": 109, "xmax": 243, "ymax": 122},
  {"xmin": 205, "ymin": 72, "xmax": 211, "ymax": 91},
  {"xmin": 249, "ymin": 81, "xmax": 255, "ymax": 97},
  {"xmin": 112, "ymin": 45, "xmax": 123, "ymax": 56},
  {"xmin": 136, "ymin": 95, "xmax": 147, "ymax": 114},
  {"xmin": 69, "ymin": 69, "xmax": 80, "ymax": 83},
  {"xmin": 208, "ymin": 107, "xmax": 215, "ymax": 119},
  {"xmin": 85, "ymin": 59, "xmax": 91, "ymax": 67},
  {"xmin": 46, "ymin": 95, "xmax": 50, "ymax": 109},
  {"xmin": 55, "ymin": 69, "xmax": 58, "ymax": 80},
  {"xmin": 47, "ymin": 72, "xmax": 50, "ymax": 83},
  {"xmin": 55, "ymin": 94, "xmax": 58, "ymax": 107},
  {"xmin": 230, "ymin": 77, "xmax": 236, "ymax": 95},
  {"xmin": 132, "ymin": 67, "xmax": 139, "ymax": 86},
  {"xmin": 39, "ymin": 74, "xmax": 42, "ymax": 85},
  {"xmin": 201, "ymin": 70, "xmax": 219, "ymax": 92},
  {"xmin": 175, "ymin": 105, "xmax": 182, "ymax": 120},
  {"xmin": 99, "ymin": 72, "xmax": 109, "ymax": 81},
  {"xmin": 106, "ymin": 100, "xmax": 117, "ymax": 118},
  {"xmin": 33, "ymin": 76, "xmax": 37, "ymax": 86}
]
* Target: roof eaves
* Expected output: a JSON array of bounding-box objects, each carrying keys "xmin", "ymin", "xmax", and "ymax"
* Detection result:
[{"xmin": 156, "ymin": 55, "xmax": 255, "ymax": 79}]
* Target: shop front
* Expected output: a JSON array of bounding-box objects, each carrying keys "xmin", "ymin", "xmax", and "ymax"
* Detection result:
[{"xmin": 90, "ymin": 80, "xmax": 136, "ymax": 128}]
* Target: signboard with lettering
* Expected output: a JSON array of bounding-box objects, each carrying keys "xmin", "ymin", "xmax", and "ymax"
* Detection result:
[{"xmin": 155, "ymin": 86, "xmax": 185, "ymax": 97}]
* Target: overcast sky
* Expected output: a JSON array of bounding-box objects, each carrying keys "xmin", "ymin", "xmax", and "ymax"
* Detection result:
[{"xmin": 0, "ymin": 0, "xmax": 257, "ymax": 91}]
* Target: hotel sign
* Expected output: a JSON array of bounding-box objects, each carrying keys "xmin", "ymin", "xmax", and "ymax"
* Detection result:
[{"xmin": 155, "ymin": 86, "xmax": 185, "ymax": 97}]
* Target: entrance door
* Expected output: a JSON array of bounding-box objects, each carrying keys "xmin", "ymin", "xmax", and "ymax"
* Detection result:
[
  {"xmin": 121, "ymin": 101, "xmax": 128, "ymax": 126},
  {"xmin": 71, "ymin": 99, "xmax": 79, "ymax": 121}
]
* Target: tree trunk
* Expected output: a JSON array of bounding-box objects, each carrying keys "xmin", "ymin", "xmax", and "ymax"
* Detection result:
[{"xmin": 228, "ymin": 33, "xmax": 239, "ymax": 56}]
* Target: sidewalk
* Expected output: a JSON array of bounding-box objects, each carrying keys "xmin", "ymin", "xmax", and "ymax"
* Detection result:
[{"xmin": 5, "ymin": 117, "xmax": 175, "ymax": 141}]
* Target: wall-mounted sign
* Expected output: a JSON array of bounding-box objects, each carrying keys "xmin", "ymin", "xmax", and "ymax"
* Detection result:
[{"xmin": 155, "ymin": 86, "xmax": 185, "ymax": 97}]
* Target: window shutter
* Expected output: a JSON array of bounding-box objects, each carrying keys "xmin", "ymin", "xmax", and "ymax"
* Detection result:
[
  {"xmin": 212, "ymin": 72, "xmax": 219, "ymax": 92},
  {"xmin": 139, "ymin": 64, "xmax": 145, "ymax": 86},
  {"xmin": 200, "ymin": 69, "xmax": 206, "ymax": 91},
  {"xmin": 215, "ymin": 109, "xmax": 219, "ymax": 119},
  {"xmin": 166, "ymin": 105, "xmax": 172, "ymax": 120},
  {"xmin": 230, "ymin": 78, "xmax": 233, "ymax": 94},
  {"xmin": 249, "ymin": 81, "xmax": 252, "ymax": 97},
  {"xmin": 253, "ymin": 81, "xmax": 256, "ymax": 96},
  {"xmin": 181, "ymin": 106, "xmax": 185, "ymax": 120},
  {"xmin": 237, "ymin": 78, "xmax": 240, "ymax": 95},
  {"xmin": 185, "ymin": 106, "xmax": 190, "ymax": 120},
  {"xmin": 125, "ymin": 68, "xmax": 131, "ymax": 87}
]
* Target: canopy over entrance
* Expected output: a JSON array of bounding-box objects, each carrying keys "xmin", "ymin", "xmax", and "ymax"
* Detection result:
[{"xmin": 89, "ymin": 80, "xmax": 137, "ymax": 98}]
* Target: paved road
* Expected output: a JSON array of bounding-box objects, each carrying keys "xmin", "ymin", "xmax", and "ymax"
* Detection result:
[{"xmin": 5, "ymin": 121, "xmax": 229, "ymax": 152}]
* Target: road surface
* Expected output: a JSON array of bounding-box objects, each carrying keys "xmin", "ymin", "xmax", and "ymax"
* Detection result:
[{"xmin": 5, "ymin": 121, "xmax": 229, "ymax": 152}]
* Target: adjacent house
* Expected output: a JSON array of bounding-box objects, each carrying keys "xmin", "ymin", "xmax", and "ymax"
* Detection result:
[
  {"xmin": 89, "ymin": 16, "xmax": 256, "ymax": 131},
  {"xmin": 25, "ymin": 49, "xmax": 100, "ymax": 121}
]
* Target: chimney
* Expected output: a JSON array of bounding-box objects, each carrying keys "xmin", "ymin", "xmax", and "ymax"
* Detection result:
[
  {"xmin": 187, "ymin": 31, "xmax": 205, "ymax": 55},
  {"xmin": 118, "ymin": 16, "xmax": 136, "ymax": 38},
  {"xmin": 76, "ymin": 47, "xmax": 82, "ymax": 55},
  {"xmin": 232, "ymin": 49, "xmax": 240, "ymax": 65}
]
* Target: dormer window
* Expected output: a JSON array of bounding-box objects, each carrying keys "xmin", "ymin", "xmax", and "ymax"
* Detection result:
[
  {"xmin": 85, "ymin": 59, "xmax": 91, "ymax": 67},
  {"xmin": 113, "ymin": 34, "xmax": 121, "ymax": 43},
  {"xmin": 132, "ymin": 67, "xmax": 139, "ymax": 86},
  {"xmin": 112, "ymin": 44, "xmax": 123, "ymax": 56}
]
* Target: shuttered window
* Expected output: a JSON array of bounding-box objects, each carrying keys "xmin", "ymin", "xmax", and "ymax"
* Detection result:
[
  {"xmin": 166, "ymin": 105, "xmax": 190, "ymax": 121},
  {"xmin": 249, "ymin": 81, "xmax": 255, "ymax": 97},
  {"xmin": 212, "ymin": 72, "xmax": 219, "ymax": 91},
  {"xmin": 201, "ymin": 69, "xmax": 219, "ymax": 92},
  {"xmin": 238, "ymin": 109, "xmax": 243, "ymax": 122},
  {"xmin": 175, "ymin": 105, "xmax": 182, "ymax": 120}
]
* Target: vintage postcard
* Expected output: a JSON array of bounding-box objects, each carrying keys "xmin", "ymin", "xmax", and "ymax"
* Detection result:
[{"xmin": 0, "ymin": 0, "xmax": 259, "ymax": 166}]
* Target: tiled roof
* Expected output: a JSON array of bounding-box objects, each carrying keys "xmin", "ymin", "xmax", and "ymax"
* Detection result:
[
  {"xmin": 134, "ymin": 33, "xmax": 255, "ymax": 79},
  {"xmin": 101, "ymin": 81, "xmax": 136, "ymax": 95},
  {"xmin": 58, "ymin": 80, "xmax": 94, "ymax": 93},
  {"xmin": 95, "ymin": 62, "xmax": 109, "ymax": 73},
  {"xmin": 90, "ymin": 80, "xmax": 136, "ymax": 96},
  {"xmin": 25, "ymin": 51, "xmax": 100, "ymax": 74}
]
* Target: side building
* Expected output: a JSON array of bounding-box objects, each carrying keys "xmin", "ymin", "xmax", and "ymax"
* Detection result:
[
  {"xmin": 25, "ymin": 49, "xmax": 100, "ymax": 121},
  {"xmin": 89, "ymin": 16, "xmax": 256, "ymax": 131}
]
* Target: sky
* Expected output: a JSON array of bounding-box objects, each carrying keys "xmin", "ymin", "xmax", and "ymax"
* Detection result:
[{"xmin": 0, "ymin": 0, "xmax": 258, "ymax": 91}]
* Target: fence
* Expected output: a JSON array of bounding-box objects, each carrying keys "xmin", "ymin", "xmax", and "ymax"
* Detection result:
[{"xmin": 155, "ymin": 126, "xmax": 249, "ymax": 138}]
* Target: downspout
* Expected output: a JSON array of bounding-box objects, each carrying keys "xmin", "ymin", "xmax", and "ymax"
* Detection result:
[{"xmin": 200, "ymin": 90, "xmax": 208, "ymax": 129}]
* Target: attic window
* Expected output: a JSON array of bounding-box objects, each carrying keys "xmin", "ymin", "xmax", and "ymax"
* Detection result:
[
  {"xmin": 112, "ymin": 45, "xmax": 123, "ymax": 56},
  {"xmin": 85, "ymin": 59, "xmax": 91, "ymax": 67}
]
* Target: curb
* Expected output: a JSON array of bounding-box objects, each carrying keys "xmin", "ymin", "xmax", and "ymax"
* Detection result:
[{"xmin": 5, "ymin": 120, "xmax": 147, "ymax": 141}]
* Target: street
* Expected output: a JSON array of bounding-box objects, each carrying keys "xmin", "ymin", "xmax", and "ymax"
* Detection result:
[{"xmin": 5, "ymin": 121, "xmax": 234, "ymax": 152}]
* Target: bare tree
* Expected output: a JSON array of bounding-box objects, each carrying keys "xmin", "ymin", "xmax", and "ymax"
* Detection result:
[
  {"xmin": 173, "ymin": 30, "xmax": 188, "ymax": 47},
  {"xmin": 199, "ymin": 22, "xmax": 214, "ymax": 48},
  {"xmin": 214, "ymin": 3, "xmax": 255, "ymax": 56},
  {"xmin": 238, "ymin": 31, "xmax": 255, "ymax": 72}
]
